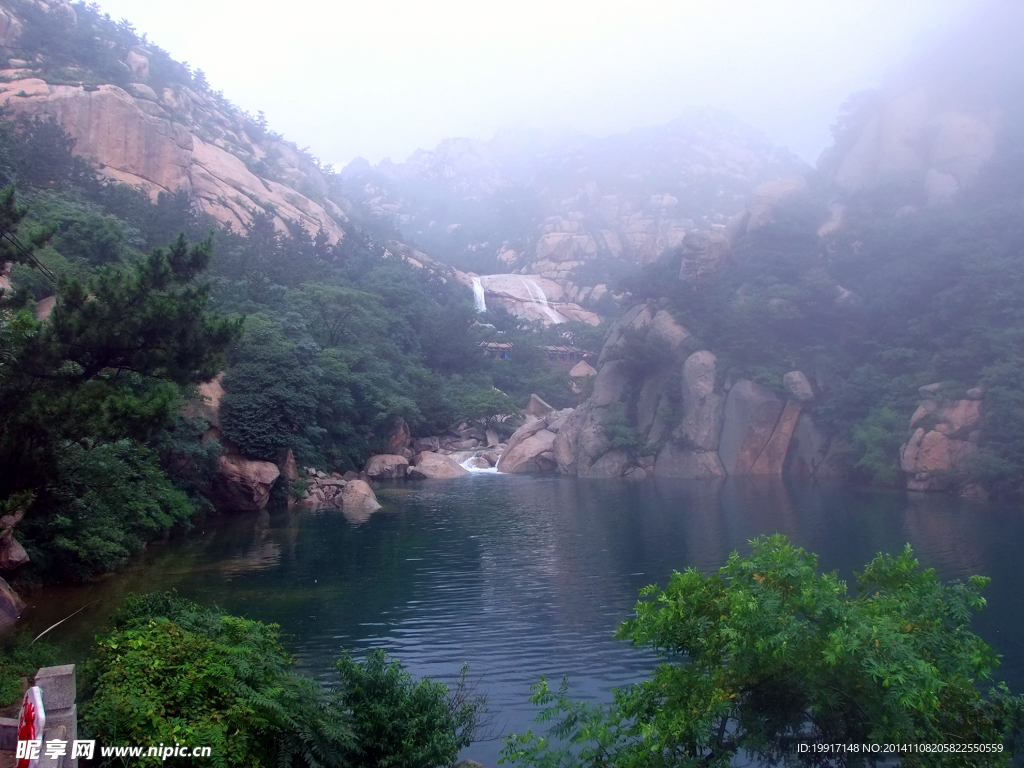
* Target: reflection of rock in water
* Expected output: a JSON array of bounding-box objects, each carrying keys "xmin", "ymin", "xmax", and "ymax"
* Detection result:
[
  {"xmin": 218, "ymin": 510, "xmax": 282, "ymax": 576},
  {"xmin": 903, "ymin": 494, "xmax": 988, "ymax": 575},
  {"xmin": 342, "ymin": 506, "xmax": 376, "ymax": 526}
]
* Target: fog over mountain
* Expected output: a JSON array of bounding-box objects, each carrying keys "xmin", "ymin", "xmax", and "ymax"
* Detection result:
[{"xmin": 89, "ymin": 0, "xmax": 975, "ymax": 166}]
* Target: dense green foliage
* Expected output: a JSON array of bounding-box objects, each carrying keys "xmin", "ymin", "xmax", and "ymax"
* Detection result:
[
  {"xmin": 0, "ymin": 630, "xmax": 58, "ymax": 707},
  {"xmin": 0, "ymin": 107, "xmax": 580, "ymax": 582},
  {"xmin": 336, "ymin": 649, "xmax": 484, "ymax": 768},
  {"xmin": 503, "ymin": 535, "xmax": 1024, "ymax": 767},
  {"xmin": 82, "ymin": 592, "xmax": 356, "ymax": 768},
  {"xmin": 81, "ymin": 592, "xmax": 484, "ymax": 768}
]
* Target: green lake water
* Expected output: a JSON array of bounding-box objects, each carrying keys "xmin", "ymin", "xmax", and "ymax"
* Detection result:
[{"xmin": 23, "ymin": 475, "xmax": 1024, "ymax": 765}]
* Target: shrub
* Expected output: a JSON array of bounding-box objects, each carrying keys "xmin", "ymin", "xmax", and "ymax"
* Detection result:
[
  {"xmin": 336, "ymin": 649, "xmax": 485, "ymax": 768},
  {"xmin": 504, "ymin": 535, "xmax": 1024, "ymax": 767},
  {"xmin": 81, "ymin": 593, "xmax": 354, "ymax": 768}
]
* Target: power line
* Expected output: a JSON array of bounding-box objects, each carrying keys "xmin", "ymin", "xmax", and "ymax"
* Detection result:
[{"xmin": 0, "ymin": 225, "xmax": 56, "ymax": 283}]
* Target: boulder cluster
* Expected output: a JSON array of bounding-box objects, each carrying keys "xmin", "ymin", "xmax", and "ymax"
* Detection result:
[{"xmin": 900, "ymin": 385, "xmax": 985, "ymax": 495}]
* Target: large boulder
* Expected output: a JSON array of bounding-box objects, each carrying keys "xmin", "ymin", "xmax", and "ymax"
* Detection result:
[
  {"xmin": 524, "ymin": 393, "xmax": 556, "ymax": 418},
  {"xmin": 211, "ymin": 455, "xmax": 280, "ymax": 511},
  {"xmin": 679, "ymin": 351, "xmax": 724, "ymax": 451},
  {"xmin": 340, "ymin": 480, "xmax": 382, "ymax": 523},
  {"xmin": 553, "ymin": 401, "xmax": 612, "ymax": 475},
  {"xmin": 784, "ymin": 413, "xmax": 831, "ymax": 477},
  {"xmin": 648, "ymin": 309, "xmax": 691, "ymax": 354},
  {"xmin": 598, "ymin": 304, "xmax": 654, "ymax": 365},
  {"xmin": 279, "ymin": 449, "xmax": 299, "ymax": 482},
  {"xmin": 718, "ymin": 380, "xmax": 785, "ymax": 476},
  {"xmin": 0, "ymin": 531, "xmax": 29, "ymax": 571},
  {"xmin": 783, "ymin": 371, "xmax": 815, "ymax": 402},
  {"xmin": 496, "ymin": 428, "xmax": 558, "ymax": 473},
  {"xmin": 590, "ymin": 360, "xmax": 631, "ymax": 407},
  {"xmin": 654, "ymin": 442, "xmax": 726, "ymax": 479},
  {"xmin": 408, "ymin": 452, "xmax": 470, "ymax": 479},
  {"xmin": 636, "ymin": 372, "xmax": 668, "ymax": 437},
  {"xmin": 901, "ymin": 428, "xmax": 975, "ymax": 491},
  {"xmin": 341, "ymin": 479, "xmax": 382, "ymax": 511},
  {"xmin": 364, "ymin": 454, "xmax": 409, "ymax": 479},
  {"xmin": 413, "ymin": 436, "xmax": 441, "ymax": 453},
  {"xmin": 582, "ymin": 449, "xmax": 632, "ymax": 478},
  {"xmin": 301, "ymin": 477, "xmax": 347, "ymax": 510},
  {"xmin": 749, "ymin": 400, "xmax": 803, "ymax": 474}
]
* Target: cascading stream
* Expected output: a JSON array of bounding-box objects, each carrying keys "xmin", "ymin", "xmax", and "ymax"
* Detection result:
[
  {"xmin": 471, "ymin": 276, "xmax": 487, "ymax": 314},
  {"xmin": 517, "ymin": 276, "xmax": 563, "ymax": 324}
]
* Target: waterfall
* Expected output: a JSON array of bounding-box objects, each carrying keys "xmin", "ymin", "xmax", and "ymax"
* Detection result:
[
  {"xmin": 518, "ymin": 276, "xmax": 562, "ymax": 324},
  {"xmin": 471, "ymin": 276, "xmax": 487, "ymax": 313}
]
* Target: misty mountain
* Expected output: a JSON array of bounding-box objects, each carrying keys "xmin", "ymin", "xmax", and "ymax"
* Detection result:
[{"xmin": 338, "ymin": 111, "xmax": 806, "ymax": 287}]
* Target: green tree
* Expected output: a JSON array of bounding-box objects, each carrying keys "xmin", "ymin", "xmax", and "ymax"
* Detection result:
[
  {"xmin": 82, "ymin": 592, "xmax": 354, "ymax": 768},
  {"xmin": 336, "ymin": 649, "xmax": 485, "ymax": 768},
  {"xmin": 503, "ymin": 535, "xmax": 1024, "ymax": 767}
]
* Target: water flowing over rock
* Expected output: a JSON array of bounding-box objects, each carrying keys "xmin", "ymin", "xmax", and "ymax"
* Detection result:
[
  {"xmin": 211, "ymin": 455, "xmax": 280, "ymax": 511},
  {"xmin": 408, "ymin": 452, "xmax": 470, "ymax": 479},
  {"xmin": 458, "ymin": 273, "xmax": 600, "ymax": 326},
  {"xmin": 471, "ymin": 276, "xmax": 487, "ymax": 313}
]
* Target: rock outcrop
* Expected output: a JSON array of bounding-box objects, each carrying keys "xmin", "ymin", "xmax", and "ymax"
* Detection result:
[
  {"xmin": 0, "ymin": 2, "xmax": 346, "ymax": 240},
  {"xmin": 678, "ymin": 351, "xmax": 724, "ymax": 451},
  {"xmin": 408, "ymin": 452, "xmax": 471, "ymax": 479},
  {"xmin": 496, "ymin": 418, "xmax": 558, "ymax": 474},
  {"xmin": 341, "ymin": 480, "xmax": 383, "ymax": 515},
  {"xmin": 900, "ymin": 395, "xmax": 983, "ymax": 492},
  {"xmin": 211, "ymin": 455, "xmax": 280, "ymax": 511},
  {"xmin": 364, "ymin": 454, "xmax": 409, "ymax": 479}
]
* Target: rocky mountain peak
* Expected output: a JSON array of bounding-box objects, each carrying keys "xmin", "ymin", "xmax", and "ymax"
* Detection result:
[{"xmin": 0, "ymin": 0, "xmax": 347, "ymax": 240}]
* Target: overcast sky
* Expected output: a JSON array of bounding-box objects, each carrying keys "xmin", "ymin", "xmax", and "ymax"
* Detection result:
[{"xmin": 90, "ymin": 0, "xmax": 974, "ymax": 169}]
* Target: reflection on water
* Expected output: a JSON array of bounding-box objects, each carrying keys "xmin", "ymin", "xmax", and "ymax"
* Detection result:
[{"xmin": 22, "ymin": 476, "xmax": 1024, "ymax": 766}]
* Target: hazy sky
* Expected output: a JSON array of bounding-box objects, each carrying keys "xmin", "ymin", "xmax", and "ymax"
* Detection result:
[{"xmin": 90, "ymin": 0, "xmax": 974, "ymax": 168}]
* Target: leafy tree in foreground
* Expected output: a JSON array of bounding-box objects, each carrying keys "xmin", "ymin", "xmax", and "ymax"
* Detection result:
[
  {"xmin": 82, "ymin": 592, "xmax": 486, "ymax": 768},
  {"xmin": 336, "ymin": 649, "xmax": 485, "ymax": 768},
  {"xmin": 502, "ymin": 535, "xmax": 1024, "ymax": 767}
]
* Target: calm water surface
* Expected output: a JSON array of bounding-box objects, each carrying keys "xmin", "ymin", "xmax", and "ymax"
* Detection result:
[{"xmin": 23, "ymin": 475, "xmax": 1024, "ymax": 765}]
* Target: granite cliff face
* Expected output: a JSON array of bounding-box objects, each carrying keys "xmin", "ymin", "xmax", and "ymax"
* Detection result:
[{"xmin": 0, "ymin": 0, "xmax": 346, "ymax": 240}]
